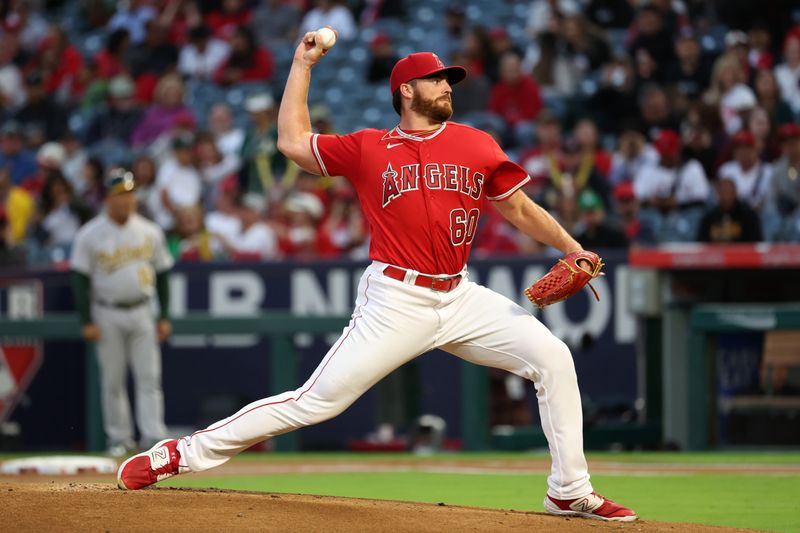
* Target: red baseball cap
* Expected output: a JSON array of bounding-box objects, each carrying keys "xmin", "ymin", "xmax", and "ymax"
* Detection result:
[
  {"xmin": 654, "ymin": 129, "xmax": 681, "ymax": 157},
  {"xmin": 489, "ymin": 27, "xmax": 509, "ymax": 40},
  {"xmin": 784, "ymin": 26, "xmax": 800, "ymax": 52},
  {"xmin": 778, "ymin": 123, "xmax": 800, "ymax": 142},
  {"xmin": 613, "ymin": 182, "xmax": 635, "ymax": 201},
  {"xmin": 731, "ymin": 129, "xmax": 756, "ymax": 148},
  {"xmin": 371, "ymin": 32, "xmax": 391, "ymax": 48},
  {"xmin": 389, "ymin": 52, "xmax": 466, "ymax": 94},
  {"xmin": 174, "ymin": 110, "xmax": 196, "ymax": 128}
]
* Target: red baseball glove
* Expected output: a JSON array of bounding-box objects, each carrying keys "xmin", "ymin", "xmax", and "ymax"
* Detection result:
[{"xmin": 524, "ymin": 250, "xmax": 604, "ymax": 308}]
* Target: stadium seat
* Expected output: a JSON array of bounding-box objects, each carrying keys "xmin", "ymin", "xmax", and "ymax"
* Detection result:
[
  {"xmin": 781, "ymin": 213, "xmax": 800, "ymax": 242},
  {"xmin": 638, "ymin": 208, "xmax": 664, "ymax": 240},
  {"xmin": 407, "ymin": 26, "xmax": 427, "ymax": 46},
  {"xmin": 413, "ymin": 6, "xmax": 437, "ymax": 24},
  {"xmin": 459, "ymin": 111, "xmax": 505, "ymax": 133},
  {"xmin": 658, "ymin": 207, "xmax": 705, "ymax": 243},
  {"xmin": 324, "ymin": 87, "xmax": 345, "ymax": 106},
  {"xmin": 78, "ymin": 31, "xmax": 105, "ymax": 57},
  {"xmin": 349, "ymin": 45, "xmax": 369, "ymax": 67},
  {"xmin": 606, "ymin": 30, "xmax": 628, "ymax": 57},
  {"xmin": 372, "ymin": 18, "xmax": 410, "ymax": 41}
]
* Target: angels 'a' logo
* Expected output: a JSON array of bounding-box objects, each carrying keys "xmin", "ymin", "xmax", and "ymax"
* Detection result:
[
  {"xmin": 432, "ymin": 54, "xmax": 445, "ymax": 68},
  {"xmin": 381, "ymin": 163, "xmax": 401, "ymax": 207}
]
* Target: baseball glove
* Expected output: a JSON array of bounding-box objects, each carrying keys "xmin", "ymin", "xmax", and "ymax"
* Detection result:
[{"xmin": 524, "ymin": 250, "xmax": 604, "ymax": 308}]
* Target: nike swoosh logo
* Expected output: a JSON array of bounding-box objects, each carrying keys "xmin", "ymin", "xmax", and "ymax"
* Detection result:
[{"xmin": 387, "ymin": 142, "xmax": 403, "ymax": 149}]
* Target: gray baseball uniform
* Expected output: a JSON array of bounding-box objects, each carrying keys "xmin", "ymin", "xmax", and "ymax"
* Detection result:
[{"xmin": 70, "ymin": 211, "xmax": 174, "ymax": 449}]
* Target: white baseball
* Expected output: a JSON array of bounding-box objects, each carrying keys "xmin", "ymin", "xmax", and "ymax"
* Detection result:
[{"xmin": 316, "ymin": 27, "xmax": 336, "ymax": 49}]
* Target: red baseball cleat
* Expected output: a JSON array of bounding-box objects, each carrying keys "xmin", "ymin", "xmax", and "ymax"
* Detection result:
[
  {"xmin": 117, "ymin": 439, "xmax": 181, "ymax": 490},
  {"xmin": 544, "ymin": 491, "xmax": 638, "ymax": 522}
]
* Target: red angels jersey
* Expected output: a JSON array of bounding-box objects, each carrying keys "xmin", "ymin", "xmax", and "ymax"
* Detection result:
[{"xmin": 310, "ymin": 122, "xmax": 530, "ymax": 275}]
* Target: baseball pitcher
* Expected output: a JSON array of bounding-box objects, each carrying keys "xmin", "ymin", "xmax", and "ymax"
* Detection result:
[
  {"xmin": 117, "ymin": 29, "xmax": 636, "ymax": 522},
  {"xmin": 70, "ymin": 169, "xmax": 173, "ymax": 456}
]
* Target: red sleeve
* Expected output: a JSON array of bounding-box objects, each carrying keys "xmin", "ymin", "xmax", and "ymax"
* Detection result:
[
  {"xmin": 484, "ymin": 138, "xmax": 530, "ymax": 201},
  {"xmin": 310, "ymin": 131, "xmax": 364, "ymax": 182}
]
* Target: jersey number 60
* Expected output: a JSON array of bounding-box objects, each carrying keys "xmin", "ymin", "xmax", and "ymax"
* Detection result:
[{"xmin": 449, "ymin": 208, "xmax": 480, "ymax": 246}]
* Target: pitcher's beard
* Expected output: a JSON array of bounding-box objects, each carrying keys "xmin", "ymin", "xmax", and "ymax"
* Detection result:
[{"xmin": 410, "ymin": 93, "xmax": 453, "ymax": 123}]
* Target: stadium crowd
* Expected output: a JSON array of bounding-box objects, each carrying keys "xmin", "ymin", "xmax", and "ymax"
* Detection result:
[{"xmin": 1, "ymin": 0, "xmax": 800, "ymax": 267}]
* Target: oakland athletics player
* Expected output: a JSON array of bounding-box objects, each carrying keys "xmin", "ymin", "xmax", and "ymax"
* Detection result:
[
  {"xmin": 118, "ymin": 29, "xmax": 636, "ymax": 522},
  {"xmin": 70, "ymin": 169, "xmax": 173, "ymax": 456}
]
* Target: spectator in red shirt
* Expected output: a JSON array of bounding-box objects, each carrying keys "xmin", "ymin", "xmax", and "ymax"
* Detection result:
[
  {"xmin": 34, "ymin": 26, "xmax": 85, "ymax": 99},
  {"xmin": 612, "ymin": 181, "xmax": 656, "ymax": 245},
  {"xmin": 159, "ymin": 0, "xmax": 203, "ymax": 45},
  {"xmin": 214, "ymin": 26, "xmax": 273, "ymax": 86},
  {"xmin": 488, "ymin": 52, "xmax": 542, "ymax": 147},
  {"xmin": 317, "ymin": 186, "xmax": 367, "ymax": 257},
  {"xmin": 94, "ymin": 28, "xmax": 131, "ymax": 79},
  {"xmin": 205, "ymin": 0, "xmax": 253, "ymax": 41}
]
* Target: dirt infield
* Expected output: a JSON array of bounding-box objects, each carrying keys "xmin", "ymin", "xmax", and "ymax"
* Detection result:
[
  {"xmin": 3, "ymin": 456, "xmax": 784, "ymax": 532},
  {"xmin": 2, "ymin": 481, "xmax": 760, "ymax": 533}
]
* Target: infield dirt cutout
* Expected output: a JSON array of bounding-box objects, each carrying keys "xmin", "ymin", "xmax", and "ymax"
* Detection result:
[
  {"xmin": 2, "ymin": 457, "xmax": 780, "ymax": 532},
  {"xmin": 2, "ymin": 480, "xmax": 760, "ymax": 533}
]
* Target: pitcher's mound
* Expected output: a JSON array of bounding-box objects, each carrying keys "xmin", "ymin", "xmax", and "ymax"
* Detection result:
[{"xmin": 2, "ymin": 482, "xmax": 751, "ymax": 532}]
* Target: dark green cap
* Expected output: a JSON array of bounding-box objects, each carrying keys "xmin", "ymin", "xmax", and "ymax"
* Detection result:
[{"xmin": 578, "ymin": 189, "xmax": 603, "ymax": 211}]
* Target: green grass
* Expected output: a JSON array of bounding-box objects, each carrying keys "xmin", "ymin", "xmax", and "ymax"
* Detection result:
[
  {"xmin": 3, "ymin": 450, "xmax": 800, "ymax": 464},
  {"xmin": 161, "ymin": 471, "xmax": 800, "ymax": 532},
  {"xmin": 219, "ymin": 450, "xmax": 800, "ymax": 465}
]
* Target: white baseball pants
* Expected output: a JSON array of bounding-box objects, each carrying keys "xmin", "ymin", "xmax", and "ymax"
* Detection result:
[
  {"xmin": 178, "ymin": 261, "xmax": 593, "ymax": 499},
  {"xmin": 93, "ymin": 303, "xmax": 168, "ymax": 448}
]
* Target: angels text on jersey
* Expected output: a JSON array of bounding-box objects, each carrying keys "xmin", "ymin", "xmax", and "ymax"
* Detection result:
[{"xmin": 381, "ymin": 162, "xmax": 485, "ymax": 208}]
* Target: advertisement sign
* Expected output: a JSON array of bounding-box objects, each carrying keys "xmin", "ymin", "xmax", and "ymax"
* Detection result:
[{"xmin": 5, "ymin": 254, "xmax": 636, "ymax": 447}]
